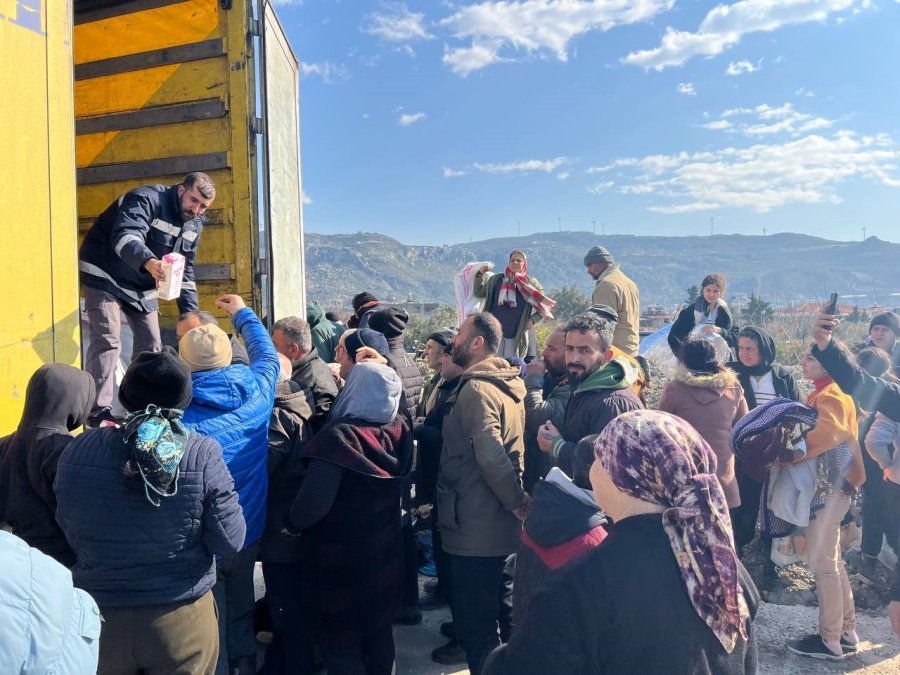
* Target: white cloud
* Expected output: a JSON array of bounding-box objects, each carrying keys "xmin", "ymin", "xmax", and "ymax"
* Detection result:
[
  {"xmin": 439, "ymin": 0, "xmax": 675, "ymax": 76},
  {"xmin": 557, "ymin": 171, "xmax": 571, "ymax": 180},
  {"xmin": 726, "ymin": 59, "xmax": 758, "ymax": 76},
  {"xmin": 472, "ymin": 157, "xmax": 568, "ymax": 174},
  {"xmin": 605, "ymin": 130, "xmax": 900, "ymax": 214},
  {"xmin": 362, "ymin": 5, "xmax": 433, "ymax": 42},
  {"xmin": 397, "ymin": 112, "xmax": 427, "ymax": 127},
  {"xmin": 299, "ymin": 61, "xmax": 348, "ymax": 83},
  {"xmin": 677, "ymin": 82, "xmax": 696, "ymax": 96},
  {"xmin": 302, "ymin": 191, "xmax": 312, "ymax": 205},
  {"xmin": 443, "ymin": 167, "xmax": 467, "ymax": 178},
  {"xmin": 795, "ymin": 87, "xmax": 815, "ymax": 97},
  {"xmin": 704, "ymin": 102, "xmax": 833, "ymax": 136},
  {"xmin": 587, "ymin": 180, "xmax": 615, "ymax": 194},
  {"xmin": 623, "ymin": 0, "xmax": 865, "ymax": 71}
]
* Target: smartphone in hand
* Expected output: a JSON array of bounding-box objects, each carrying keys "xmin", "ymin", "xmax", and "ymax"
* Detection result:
[{"xmin": 822, "ymin": 292, "xmax": 839, "ymax": 331}]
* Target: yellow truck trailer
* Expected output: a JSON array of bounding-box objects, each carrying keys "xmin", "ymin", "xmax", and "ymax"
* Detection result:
[{"xmin": 0, "ymin": 0, "xmax": 307, "ymax": 432}]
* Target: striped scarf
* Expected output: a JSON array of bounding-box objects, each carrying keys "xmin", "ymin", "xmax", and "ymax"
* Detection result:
[{"xmin": 497, "ymin": 266, "xmax": 556, "ymax": 320}]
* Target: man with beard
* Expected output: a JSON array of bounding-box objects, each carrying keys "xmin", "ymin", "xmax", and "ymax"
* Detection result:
[
  {"xmin": 80, "ymin": 172, "xmax": 215, "ymax": 426},
  {"xmin": 583, "ymin": 245, "xmax": 640, "ymax": 356},
  {"xmin": 522, "ymin": 328, "xmax": 571, "ymax": 491},
  {"xmin": 537, "ymin": 312, "xmax": 643, "ymax": 477},
  {"xmin": 437, "ymin": 312, "xmax": 528, "ymax": 675}
]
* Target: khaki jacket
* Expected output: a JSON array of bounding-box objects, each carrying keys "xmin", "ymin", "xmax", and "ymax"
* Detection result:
[
  {"xmin": 591, "ymin": 264, "xmax": 640, "ymax": 356},
  {"xmin": 438, "ymin": 357, "xmax": 526, "ymax": 556}
]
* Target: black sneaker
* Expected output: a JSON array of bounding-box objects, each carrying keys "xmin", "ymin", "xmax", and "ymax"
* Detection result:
[
  {"xmin": 431, "ymin": 639, "xmax": 467, "ymax": 665},
  {"xmin": 440, "ymin": 621, "xmax": 457, "ymax": 640},
  {"xmin": 392, "ymin": 605, "xmax": 422, "ymax": 625},
  {"xmin": 840, "ymin": 635, "xmax": 859, "ymax": 653},
  {"xmin": 787, "ymin": 634, "xmax": 844, "ymax": 661},
  {"xmin": 419, "ymin": 592, "xmax": 448, "ymax": 611}
]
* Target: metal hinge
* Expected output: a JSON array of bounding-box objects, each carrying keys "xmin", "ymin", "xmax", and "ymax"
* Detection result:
[
  {"xmin": 250, "ymin": 117, "xmax": 264, "ymax": 135},
  {"xmin": 249, "ymin": 19, "xmax": 260, "ymax": 37}
]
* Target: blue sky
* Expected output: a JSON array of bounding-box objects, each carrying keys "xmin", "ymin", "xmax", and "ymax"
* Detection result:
[{"xmin": 273, "ymin": 0, "xmax": 900, "ymax": 246}]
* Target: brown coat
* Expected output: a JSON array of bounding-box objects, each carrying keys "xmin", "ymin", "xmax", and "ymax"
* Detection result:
[
  {"xmin": 591, "ymin": 264, "xmax": 640, "ymax": 356},
  {"xmin": 658, "ymin": 367, "xmax": 749, "ymax": 507},
  {"xmin": 438, "ymin": 357, "xmax": 527, "ymax": 557}
]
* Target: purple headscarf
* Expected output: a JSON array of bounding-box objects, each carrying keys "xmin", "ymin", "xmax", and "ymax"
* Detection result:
[{"xmin": 593, "ymin": 410, "xmax": 749, "ymax": 653}]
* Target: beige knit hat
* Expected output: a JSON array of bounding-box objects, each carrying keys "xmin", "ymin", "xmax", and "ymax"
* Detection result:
[{"xmin": 178, "ymin": 324, "xmax": 232, "ymax": 372}]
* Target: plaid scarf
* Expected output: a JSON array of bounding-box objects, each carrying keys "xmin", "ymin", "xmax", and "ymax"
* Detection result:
[
  {"xmin": 497, "ymin": 265, "xmax": 556, "ymax": 320},
  {"xmin": 595, "ymin": 410, "xmax": 750, "ymax": 654}
]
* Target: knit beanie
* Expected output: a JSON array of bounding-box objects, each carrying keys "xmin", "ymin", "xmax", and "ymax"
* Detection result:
[
  {"xmin": 352, "ymin": 292, "xmax": 379, "ymax": 314},
  {"xmin": 119, "ymin": 346, "xmax": 193, "ymax": 412},
  {"xmin": 583, "ymin": 245, "xmax": 613, "ymax": 266},
  {"xmin": 427, "ymin": 328, "xmax": 456, "ymax": 351},
  {"xmin": 344, "ymin": 328, "xmax": 391, "ymax": 361},
  {"xmin": 178, "ymin": 324, "xmax": 233, "ymax": 372},
  {"xmin": 368, "ymin": 307, "xmax": 410, "ymax": 338},
  {"xmin": 869, "ymin": 311, "xmax": 900, "ymax": 337}
]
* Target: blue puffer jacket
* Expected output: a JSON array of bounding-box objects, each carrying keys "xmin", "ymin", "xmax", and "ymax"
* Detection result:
[
  {"xmin": 182, "ymin": 307, "xmax": 280, "ymax": 548},
  {"xmin": 0, "ymin": 531, "xmax": 100, "ymax": 675},
  {"xmin": 54, "ymin": 428, "xmax": 245, "ymax": 608}
]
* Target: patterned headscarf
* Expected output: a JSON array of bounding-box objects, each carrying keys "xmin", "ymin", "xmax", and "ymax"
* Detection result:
[
  {"xmin": 122, "ymin": 405, "xmax": 189, "ymax": 507},
  {"xmin": 593, "ymin": 410, "xmax": 749, "ymax": 653}
]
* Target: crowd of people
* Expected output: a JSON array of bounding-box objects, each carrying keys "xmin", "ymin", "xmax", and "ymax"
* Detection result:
[{"xmin": 0, "ymin": 175, "xmax": 899, "ymax": 674}]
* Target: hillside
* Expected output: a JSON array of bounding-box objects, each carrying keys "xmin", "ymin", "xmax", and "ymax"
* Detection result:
[{"xmin": 304, "ymin": 231, "xmax": 900, "ymax": 309}]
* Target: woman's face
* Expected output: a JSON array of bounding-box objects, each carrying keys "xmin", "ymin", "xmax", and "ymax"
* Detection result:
[
  {"xmin": 508, "ymin": 253, "xmax": 526, "ymax": 274},
  {"xmin": 799, "ymin": 351, "xmax": 826, "ymax": 381},
  {"xmin": 702, "ymin": 283, "xmax": 723, "ymax": 305},
  {"xmin": 738, "ymin": 336, "xmax": 762, "ymax": 368}
]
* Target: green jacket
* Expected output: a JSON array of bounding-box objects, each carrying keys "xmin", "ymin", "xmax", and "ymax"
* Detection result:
[
  {"xmin": 306, "ymin": 300, "xmax": 345, "ymax": 363},
  {"xmin": 474, "ymin": 271, "xmax": 543, "ymax": 357},
  {"xmin": 438, "ymin": 357, "xmax": 527, "ymax": 557}
]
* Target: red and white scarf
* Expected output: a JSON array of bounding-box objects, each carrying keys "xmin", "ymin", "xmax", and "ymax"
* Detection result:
[{"xmin": 497, "ymin": 265, "xmax": 556, "ymax": 320}]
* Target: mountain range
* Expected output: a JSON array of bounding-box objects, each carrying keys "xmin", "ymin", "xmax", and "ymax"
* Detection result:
[{"xmin": 303, "ymin": 231, "xmax": 900, "ymax": 310}]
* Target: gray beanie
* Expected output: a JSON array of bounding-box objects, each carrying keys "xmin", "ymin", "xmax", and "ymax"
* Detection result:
[{"xmin": 584, "ymin": 245, "xmax": 613, "ymax": 266}]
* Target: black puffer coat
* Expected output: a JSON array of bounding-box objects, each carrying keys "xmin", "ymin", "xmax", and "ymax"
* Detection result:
[{"xmin": 55, "ymin": 426, "xmax": 245, "ymax": 607}]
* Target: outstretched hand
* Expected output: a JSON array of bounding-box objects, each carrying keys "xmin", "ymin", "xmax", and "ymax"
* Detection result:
[
  {"xmin": 813, "ymin": 312, "xmax": 838, "ymax": 351},
  {"xmin": 215, "ymin": 294, "xmax": 247, "ymax": 316}
]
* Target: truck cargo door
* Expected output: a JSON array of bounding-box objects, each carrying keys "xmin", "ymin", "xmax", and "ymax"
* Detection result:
[{"xmin": 259, "ymin": 0, "xmax": 306, "ymax": 319}]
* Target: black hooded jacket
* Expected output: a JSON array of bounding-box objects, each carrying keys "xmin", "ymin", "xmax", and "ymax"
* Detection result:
[
  {"xmin": 513, "ymin": 479, "xmax": 607, "ymax": 628},
  {"xmin": 0, "ymin": 364, "xmax": 95, "ymax": 566},
  {"xmin": 726, "ymin": 327, "xmax": 800, "ymax": 409}
]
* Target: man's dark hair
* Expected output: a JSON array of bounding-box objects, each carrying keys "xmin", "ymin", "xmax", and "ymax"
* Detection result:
[
  {"xmin": 564, "ymin": 312, "xmax": 613, "ymax": 353},
  {"xmin": 182, "ymin": 172, "xmax": 216, "ymax": 199},
  {"xmin": 469, "ymin": 312, "xmax": 502, "ymax": 355},
  {"xmin": 273, "ymin": 316, "xmax": 313, "ymax": 353},
  {"xmin": 572, "ymin": 434, "xmax": 599, "ymax": 490},
  {"xmin": 178, "ymin": 310, "xmax": 218, "ymax": 326},
  {"xmin": 325, "ymin": 310, "xmax": 341, "ymax": 322}
]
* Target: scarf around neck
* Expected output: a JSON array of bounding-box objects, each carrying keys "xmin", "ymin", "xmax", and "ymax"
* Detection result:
[
  {"xmin": 497, "ymin": 265, "xmax": 556, "ymax": 320},
  {"xmin": 593, "ymin": 410, "xmax": 749, "ymax": 653}
]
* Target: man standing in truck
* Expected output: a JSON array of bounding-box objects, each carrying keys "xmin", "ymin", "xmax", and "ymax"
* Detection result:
[{"xmin": 79, "ymin": 172, "xmax": 215, "ymax": 426}]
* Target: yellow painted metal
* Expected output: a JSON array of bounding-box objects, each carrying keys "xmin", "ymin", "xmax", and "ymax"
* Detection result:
[
  {"xmin": 74, "ymin": 0, "xmax": 259, "ymax": 321},
  {"xmin": 0, "ymin": 0, "xmax": 80, "ymax": 433}
]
